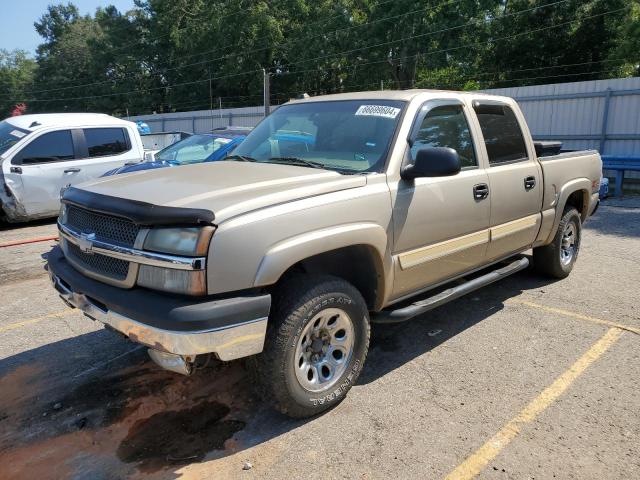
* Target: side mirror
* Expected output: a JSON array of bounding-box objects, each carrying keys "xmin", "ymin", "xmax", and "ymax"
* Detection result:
[
  {"xmin": 401, "ymin": 147, "xmax": 461, "ymax": 180},
  {"xmin": 143, "ymin": 151, "xmax": 155, "ymax": 162}
]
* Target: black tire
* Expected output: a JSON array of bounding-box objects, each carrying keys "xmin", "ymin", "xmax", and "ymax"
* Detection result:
[
  {"xmin": 251, "ymin": 274, "xmax": 370, "ymax": 418},
  {"xmin": 533, "ymin": 207, "xmax": 581, "ymax": 279}
]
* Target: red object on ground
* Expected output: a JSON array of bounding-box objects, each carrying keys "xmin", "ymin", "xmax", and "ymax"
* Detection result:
[{"xmin": 0, "ymin": 235, "xmax": 58, "ymax": 248}]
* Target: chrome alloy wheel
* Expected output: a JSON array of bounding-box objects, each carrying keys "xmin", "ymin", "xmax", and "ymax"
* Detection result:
[
  {"xmin": 294, "ymin": 308, "xmax": 355, "ymax": 393},
  {"xmin": 560, "ymin": 221, "xmax": 577, "ymax": 265}
]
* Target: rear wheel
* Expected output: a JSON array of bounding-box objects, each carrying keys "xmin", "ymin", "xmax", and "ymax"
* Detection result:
[
  {"xmin": 252, "ymin": 275, "xmax": 370, "ymax": 418},
  {"xmin": 533, "ymin": 207, "xmax": 581, "ymax": 278}
]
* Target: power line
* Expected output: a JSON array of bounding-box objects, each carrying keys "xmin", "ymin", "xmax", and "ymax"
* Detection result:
[
  {"xmin": 11, "ymin": 3, "xmax": 630, "ymax": 106},
  {"xmin": 2, "ymin": 0, "xmax": 462, "ymax": 97},
  {"xmin": 154, "ymin": 59, "xmax": 629, "ymax": 117},
  {"xmin": 7, "ymin": 0, "xmax": 559, "ymax": 103},
  {"xmin": 277, "ymin": 0, "xmax": 586, "ymax": 71},
  {"xmin": 279, "ymin": 5, "xmax": 629, "ymax": 78}
]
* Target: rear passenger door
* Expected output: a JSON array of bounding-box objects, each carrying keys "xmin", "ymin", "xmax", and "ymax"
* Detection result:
[
  {"xmin": 75, "ymin": 127, "xmax": 137, "ymax": 182},
  {"xmin": 472, "ymin": 101, "xmax": 543, "ymax": 261}
]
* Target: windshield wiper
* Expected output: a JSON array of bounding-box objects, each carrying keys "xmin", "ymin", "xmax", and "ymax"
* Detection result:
[
  {"xmin": 265, "ymin": 157, "xmax": 326, "ymax": 169},
  {"xmin": 226, "ymin": 154, "xmax": 257, "ymax": 162}
]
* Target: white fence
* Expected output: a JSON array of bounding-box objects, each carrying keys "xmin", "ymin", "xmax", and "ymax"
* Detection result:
[
  {"xmin": 127, "ymin": 105, "xmax": 270, "ymax": 134},
  {"xmin": 128, "ymin": 77, "xmax": 640, "ymax": 158},
  {"xmin": 484, "ymin": 76, "xmax": 640, "ymax": 157}
]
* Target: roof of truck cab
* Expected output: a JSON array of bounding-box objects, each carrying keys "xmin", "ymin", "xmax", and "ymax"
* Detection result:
[
  {"xmin": 286, "ymin": 89, "xmax": 513, "ymax": 104},
  {"xmin": 5, "ymin": 113, "xmax": 133, "ymax": 131}
]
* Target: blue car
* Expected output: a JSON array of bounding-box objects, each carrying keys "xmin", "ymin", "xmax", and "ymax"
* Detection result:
[{"xmin": 103, "ymin": 130, "xmax": 248, "ymax": 176}]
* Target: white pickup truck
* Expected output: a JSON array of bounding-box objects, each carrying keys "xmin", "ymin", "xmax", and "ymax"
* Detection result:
[{"xmin": 0, "ymin": 113, "xmax": 145, "ymax": 222}]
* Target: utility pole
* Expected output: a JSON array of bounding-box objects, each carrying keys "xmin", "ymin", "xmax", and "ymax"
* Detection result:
[
  {"xmin": 208, "ymin": 69, "xmax": 213, "ymax": 130},
  {"xmin": 219, "ymin": 97, "xmax": 223, "ymax": 119},
  {"xmin": 209, "ymin": 76, "xmax": 213, "ymax": 111},
  {"xmin": 263, "ymin": 68, "xmax": 270, "ymax": 117}
]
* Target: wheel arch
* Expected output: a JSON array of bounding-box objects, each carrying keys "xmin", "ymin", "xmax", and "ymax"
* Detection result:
[
  {"xmin": 254, "ymin": 223, "xmax": 390, "ymax": 310},
  {"xmin": 544, "ymin": 178, "xmax": 591, "ymax": 245}
]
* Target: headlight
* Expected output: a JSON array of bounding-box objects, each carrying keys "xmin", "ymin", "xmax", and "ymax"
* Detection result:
[
  {"xmin": 140, "ymin": 226, "xmax": 214, "ymax": 296},
  {"xmin": 143, "ymin": 226, "xmax": 214, "ymax": 256},
  {"xmin": 137, "ymin": 265, "xmax": 206, "ymax": 296},
  {"xmin": 59, "ymin": 203, "xmax": 68, "ymax": 225}
]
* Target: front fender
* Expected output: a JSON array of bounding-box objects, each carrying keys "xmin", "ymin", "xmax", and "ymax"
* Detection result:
[{"xmin": 254, "ymin": 222, "xmax": 390, "ymax": 292}]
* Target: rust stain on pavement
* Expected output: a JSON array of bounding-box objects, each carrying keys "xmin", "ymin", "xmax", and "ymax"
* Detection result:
[{"xmin": 0, "ymin": 359, "xmax": 252, "ymax": 479}]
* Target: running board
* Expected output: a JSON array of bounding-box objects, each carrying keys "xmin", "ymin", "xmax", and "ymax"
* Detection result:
[{"xmin": 372, "ymin": 257, "xmax": 529, "ymax": 324}]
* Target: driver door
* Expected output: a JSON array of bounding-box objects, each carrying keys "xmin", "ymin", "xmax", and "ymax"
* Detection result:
[{"xmin": 391, "ymin": 99, "xmax": 491, "ymax": 300}]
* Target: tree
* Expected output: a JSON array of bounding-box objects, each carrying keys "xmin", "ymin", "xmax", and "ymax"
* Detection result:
[
  {"xmin": 608, "ymin": 0, "xmax": 640, "ymax": 77},
  {"xmin": 0, "ymin": 49, "xmax": 37, "ymax": 118},
  {"xmin": 10, "ymin": 0, "xmax": 638, "ymax": 116}
]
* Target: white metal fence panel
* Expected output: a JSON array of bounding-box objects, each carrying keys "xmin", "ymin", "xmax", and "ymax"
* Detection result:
[
  {"xmin": 484, "ymin": 77, "xmax": 640, "ymax": 156},
  {"xmin": 128, "ymin": 106, "xmax": 268, "ymax": 134},
  {"xmin": 127, "ymin": 77, "xmax": 640, "ymax": 161}
]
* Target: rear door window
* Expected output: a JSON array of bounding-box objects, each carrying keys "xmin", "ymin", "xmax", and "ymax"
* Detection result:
[
  {"xmin": 84, "ymin": 128, "xmax": 130, "ymax": 157},
  {"xmin": 474, "ymin": 104, "xmax": 528, "ymax": 165},
  {"xmin": 15, "ymin": 130, "xmax": 75, "ymax": 164}
]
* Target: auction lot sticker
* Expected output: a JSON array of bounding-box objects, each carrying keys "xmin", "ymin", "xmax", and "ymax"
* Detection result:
[{"xmin": 355, "ymin": 105, "xmax": 401, "ymax": 119}]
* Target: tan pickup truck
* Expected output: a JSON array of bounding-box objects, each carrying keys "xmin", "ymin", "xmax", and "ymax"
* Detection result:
[{"xmin": 47, "ymin": 90, "xmax": 602, "ymax": 417}]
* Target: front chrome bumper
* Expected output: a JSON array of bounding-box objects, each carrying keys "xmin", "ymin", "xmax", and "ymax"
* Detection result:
[{"xmin": 49, "ymin": 270, "xmax": 268, "ymax": 361}]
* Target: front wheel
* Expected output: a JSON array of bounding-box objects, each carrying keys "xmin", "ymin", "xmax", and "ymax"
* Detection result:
[
  {"xmin": 533, "ymin": 207, "xmax": 582, "ymax": 279},
  {"xmin": 252, "ymin": 275, "xmax": 370, "ymax": 418}
]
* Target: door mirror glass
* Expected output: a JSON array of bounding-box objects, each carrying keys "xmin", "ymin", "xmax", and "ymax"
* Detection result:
[{"xmin": 401, "ymin": 147, "xmax": 461, "ymax": 179}]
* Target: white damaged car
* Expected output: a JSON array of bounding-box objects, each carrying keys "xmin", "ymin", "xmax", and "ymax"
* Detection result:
[{"xmin": 0, "ymin": 113, "xmax": 145, "ymax": 222}]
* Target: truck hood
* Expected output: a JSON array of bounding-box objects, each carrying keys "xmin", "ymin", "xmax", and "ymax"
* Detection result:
[{"xmin": 75, "ymin": 161, "xmax": 367, "ymax": 223}]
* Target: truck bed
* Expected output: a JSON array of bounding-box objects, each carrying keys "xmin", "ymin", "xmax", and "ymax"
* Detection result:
[{"xmin": 538, "ymin": 150, "xmax": 602, "ymax": 212}]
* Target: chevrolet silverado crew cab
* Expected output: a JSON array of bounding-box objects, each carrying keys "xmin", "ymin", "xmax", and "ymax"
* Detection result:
[
  {"xmin": 47, "ymin": 90, "xmax": 601, "ymax": 418},
  {"xmin": 0, "ymin": 113, "xmax": 145, "ymax": 222}
]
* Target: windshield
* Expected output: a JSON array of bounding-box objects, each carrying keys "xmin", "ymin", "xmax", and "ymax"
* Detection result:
[
  {"xmin": 155, "ymin": 134, "xmax": 233, "ymax": 164},
  {"xmin": 232, "ymin": 100, "xmax": 405, "ymax": 173},
  {"xmin": 0, "ymin": 120, "xmax": 30, "ymax": 156}
]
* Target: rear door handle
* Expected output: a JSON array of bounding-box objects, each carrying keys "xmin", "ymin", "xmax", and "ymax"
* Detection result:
[
  {"xmin": 473, "ymin": 183, "xmax": 489, "ymax": 200},
  {"xmin": 10, "ymin": 166, "xmax": 22, "ymax": 174},
  {"xmin": 524, "ymin": 176, "xmax": 536, "ymax": 190},
  {"xmin": 64, "ymin": 168, "xmax": 81, "ymax": 173}
]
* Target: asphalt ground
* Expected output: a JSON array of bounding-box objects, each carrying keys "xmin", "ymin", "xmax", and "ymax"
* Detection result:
[{"xmin": 0, "ymin": 197, "xmax": 638, "ymax": 480}]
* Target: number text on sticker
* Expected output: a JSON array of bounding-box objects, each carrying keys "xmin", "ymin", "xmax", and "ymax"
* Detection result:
[{"xmin": 355, "ymin": 105, "xmax": 401, "ymax": 119}]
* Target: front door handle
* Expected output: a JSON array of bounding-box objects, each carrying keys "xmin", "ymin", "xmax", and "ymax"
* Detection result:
[
  {"xmin": 524, "ymin": 176, "xmax": 536, "ymax": 190},
  {"xmin": 473, "ymin": 183, "xmax": 489, "ymax": 200},
  {"xmin": 64, "ymin": 168, "xmax": 81, "ymax": 173}
]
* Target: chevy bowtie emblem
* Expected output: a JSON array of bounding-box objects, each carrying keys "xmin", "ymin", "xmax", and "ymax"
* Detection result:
[{"xmin": 78, "ymin": 232, "xmax": 96, "ymax": 254}]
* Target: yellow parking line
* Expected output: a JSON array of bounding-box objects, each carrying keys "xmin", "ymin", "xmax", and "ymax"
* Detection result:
[
  {"xmin": 509, "ymin": 298, "xmax": 640, "ymax": 335},
  {"xmin": 0, "ymin": 309, "xmax": 77, "ymax": 333},
  {"xmin": 444, "ymin": 327, "xmax": 623, "ymax": 480}
]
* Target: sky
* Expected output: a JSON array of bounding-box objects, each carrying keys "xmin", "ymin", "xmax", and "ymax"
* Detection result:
[{"xmin": 0, "ymin": 0, "xmax": 135, "ymax": 56}]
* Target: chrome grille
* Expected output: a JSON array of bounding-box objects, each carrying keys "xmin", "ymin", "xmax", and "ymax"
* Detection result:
[
  {"xmin": 67, "ymin": 242, "xmax": 130, "ymax": 280},
  {"xmin": 66, "ymin": 205, "xmax": 139, "ymax": 247}
]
